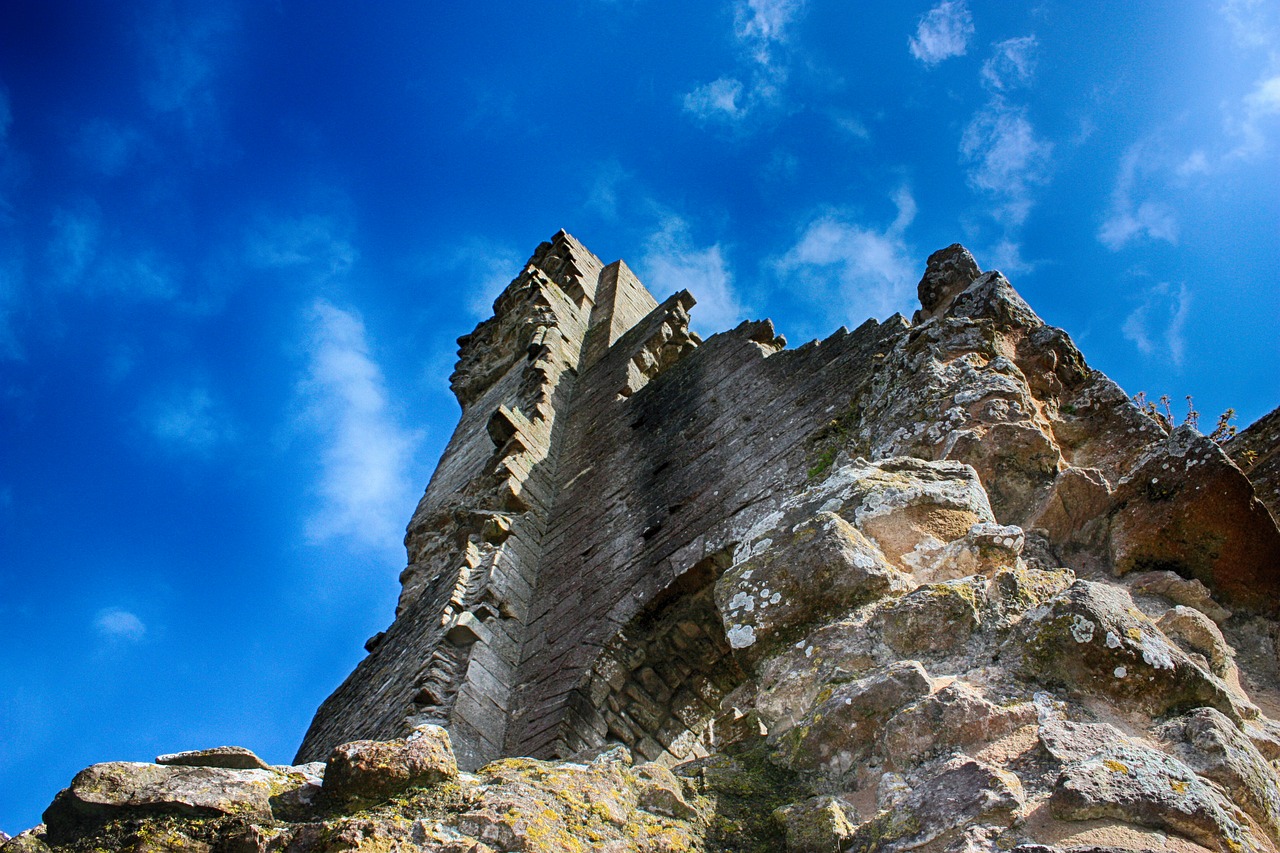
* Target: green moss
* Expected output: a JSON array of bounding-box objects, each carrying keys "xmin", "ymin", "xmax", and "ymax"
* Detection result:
[{"xmin": 677, "ymin": 741, "xmax": 809, "ymax": 853}]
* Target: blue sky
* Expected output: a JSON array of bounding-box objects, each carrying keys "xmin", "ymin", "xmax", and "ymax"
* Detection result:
[{"xmin": 1, "ymin": 0, "xmax": 1278, "ymax": 832}]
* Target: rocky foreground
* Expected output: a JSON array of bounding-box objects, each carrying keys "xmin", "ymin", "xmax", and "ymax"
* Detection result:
[{"xmin": 7, "ymin": 246, "xmax": 1280, "ymax": 852}]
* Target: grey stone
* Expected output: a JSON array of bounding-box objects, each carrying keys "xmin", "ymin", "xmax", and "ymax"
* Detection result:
[
  {"xmin": 847, "ymin": 756, "xmax": 1024, "ymax": 853},
  {"xmin": 1157, "ymin": 707, "xmax": 1280, "ymax": 842},
  {"xmin": 322, "ymin": 724, "xmax": 458, "ymax": 804},
  {"xmin": 156, "ymin": 745, "xmax": 272, "ymax": 771},
  {"xmin": 41, "ymin": 762, "xmax": 296, "ymax": 844},
  {"xmin": 1050, "ymin": 741, "xmax": 1265, "ymax": 853}
]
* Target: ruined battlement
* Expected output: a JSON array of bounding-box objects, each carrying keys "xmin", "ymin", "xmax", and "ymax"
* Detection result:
[{"xmin": 296, "ymin": 232, "xmax": 1280, "ymax": 775}]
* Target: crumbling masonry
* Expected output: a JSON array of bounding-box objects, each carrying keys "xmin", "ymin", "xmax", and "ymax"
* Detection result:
[{"xmin": 296, "ymin": 231, "xmax": 1280, "ymax": 773}]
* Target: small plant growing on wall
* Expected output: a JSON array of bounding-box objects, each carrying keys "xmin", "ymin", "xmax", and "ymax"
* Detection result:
[{"xmin": 1132, "ymin": 392, "xmax": 1237, "ymax": 444}]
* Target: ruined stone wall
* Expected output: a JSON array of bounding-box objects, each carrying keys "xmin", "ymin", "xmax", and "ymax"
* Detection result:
[{"xmin": 299, "ymin": 233, "xmax": 1280, "ymax": 776}]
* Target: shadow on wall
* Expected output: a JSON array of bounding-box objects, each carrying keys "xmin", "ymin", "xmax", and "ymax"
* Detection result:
[{"xmin": 559, "ymin": 550, "xmax": 747, "ymax": 763}]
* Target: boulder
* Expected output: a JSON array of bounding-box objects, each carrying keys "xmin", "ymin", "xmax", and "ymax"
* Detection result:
[
  {"xmin": 41, "ymin": 762, "xmax": 297, "ymax": 845},
  {"xmin": 1157, "ymin": 707, "xmax": 1280, "ymax": 842},
  {"xmin": 883, "ymin": 681, "xmax": 1037, "ymax": 768},
  {"xmin": 717, "ymin": 511, "xmax": 906, "ymax": 661},
  {"xmin": 1156, "ymin": 605, "xmax": 1234, "ymax": 677},
  {"xmin": 1108, "ymin": 425, "xmax": 1280, "ymax": 616},
  {"xmin": 1016, "ymin": 580, "xmax": 1243, "ymax": 720},
  {"xmin": 322, "ymin": 724, "xmax": 458, "ymax": 804},
  {"xmin": 847, "ymin": 756, "xmax": 1024, "ymax": 853},
  {"xmin": 915, "ymin": 244, "xmax": 983, "ymax": 322},
  {"xmin": 1050, "ymin": 741, "xmax": 1265, "ymax": 853},
  {"xmin": 904, "ymin": 522, "xmax": 1024, "ymax": 584},
  {"xmin": 877, "ymin": 578, "xmax": 985, "ymax": 658},
  {"xmin": 773, "ymin": 660, "xmax": 934, "ymax": 778},
  {"xmin": 773, "ymin": 795, "xmax": 859, "ymax": 853}
]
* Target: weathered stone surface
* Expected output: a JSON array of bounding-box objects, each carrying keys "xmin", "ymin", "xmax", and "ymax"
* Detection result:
[
  {"xmin": 41, "ymin": 762, "xmax": 298, "ymax": 844},
  {"xmin": 0, "ymin": 829, "xmax": 50, "ymax": 853},
  {"xmin": 1230, "ymin": 404, "xmax": 1280, "ymax": 522},
  {"xmin": 915, "ymin": 244, "xmax": 983, "ymax": 321},
  {"xmin": 717, "ymin": 510, "xmax": 905, "ymax": 660},
  {"xmin": 905, "ymin": 522, "xmax": 1024, "ymax": 584},
  {"xmin": 847, "ymin": 756, "xmax": 1025, "ymax": 853},
  {"xmin": 322, "ymin": 724, "xmax": 458, "ymax": 804},
  {"xmin": 1129, "ymin": 569, "xmax": 1233, "ymax": 624},
  {"xmin": 1108, "ymin": 425, "xmax": 1280, "ymax": 615},
  {"xmin": 774, "ymin": 661, "xmax": 934, "ymax": 778},
  {"xmin": 1157, "ymin": 604, "xmax": 1235, "ymax": 677},
  {"xmin": 156, "ymin": 745, "xmax": 273, "ymax": 770},
  {"xmin": 1050, "ymin": 741, "xmax": 1265, "ymax": 853},
  {"xmin": 1157, "ymin": 707, "xmax": 1280, "ymax": 842},
  {"xmin": 884, "ymin": 681, "xmax": 1037, "ymax": 768},
  {"xmin": 773, "ymin": 794, "xmax": 859, "ymax": 853},
  {"xmin": 1016, "ymin": 580, "xmax": 1242, "ymax": 719},
  {"xmin": 878, "ymin": 578, "xmax": 985, "ymax": 658}
]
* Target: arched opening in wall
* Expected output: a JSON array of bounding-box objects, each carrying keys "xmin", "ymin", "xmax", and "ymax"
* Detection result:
[{"xmin": 558, "ymin": 551, "xmax": 746, "ymax": 763}]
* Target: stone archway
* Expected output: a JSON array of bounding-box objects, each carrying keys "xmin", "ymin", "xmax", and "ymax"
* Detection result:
[{"xmin": 558, "ymin": 553, "xmax": 746, "ymax": 763}]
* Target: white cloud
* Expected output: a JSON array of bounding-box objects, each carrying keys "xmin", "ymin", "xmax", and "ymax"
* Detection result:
[
  {"xmin": 682, "ymin": 0, "xmax": 803, "ymax": 125},
  {"xmin": 147, "ymin": 385, "xmax": 234, "ymax": 454},
  {"xmin": 94, "ymin": 608, "xmax": 147, "ymax": 642},
  {"xmin": 1232, "ymin": 73, "xmax": 1280, "ymax": 157},
  {"xmin": 298, "ymin": 300, "xmax": 424, "ymax": 555},
  {"xmin": 1098, "ymin": 143, "xmax": 1179, "ymax": 251},
  {"xmin": 910, "ymin": 1, "xmax": 975, "ymax": 66},
  {"xmin": 734, "ymin": 0, "xmax": 805, "ymax": 65},
  {"xmin": 776, "ymin": 187, "xmax": 918, "ymax": 324},
  {"xmin": 683, "ymin": 78, "xmax": 748, "ymax": 123},
  {"xmin": 639, "ymin": 216, "xmax": 744, "ymax": 335},
  {"xmin": 985, "ymin": 239, "xmax": 1032, "ymax": 275},
  {"xmin": 960, "ymin": 100, "xmax": 1053, "ymax": 227},
  {"xmin": 1219, "ymin": 0, "xmax": 1278, "ymax": 50},
  {"xmin": 981, "ymin": 35, "xmax": 1038, "ymax": 91},
  {"xmin": 1122, "ymin": 281, "xmax": 1191, "ymax": 367}
]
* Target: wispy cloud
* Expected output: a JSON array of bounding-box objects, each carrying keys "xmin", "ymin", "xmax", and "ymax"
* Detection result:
[
  {"xmin": 47, "ymin": 203, "xmax": 180, "ymax": 300},
  {"xmin": 980, "ymin": 35, "xmax": 1038, "ymax": 91},
  {"xmin": 138, "ymin": 0, "xmax": 235, "ymax": 131},
  {"xmin": 683, "ymin": 78, "xmax": 748, "ymax": 123},
  {"xmin": 639, "ymin": 215, "xmax": 744, "ymax": 335},
  {"xmin": 776, "ymin": 187, "xmax": 918, "ymax": 325},
  {"xmin": 1231, "ymin": 73, "xmax": 1280, "ymax": 157},
  {"xmin": 733, "ymin": 0, "xmax": 806, "ymax": 66},
  {"xmin": 960, "ymin": 99, "xmax": 1053, "ymax": 227},
  {"xmin": 909, "ymin": 1, "xmax": 975, "ymax": 66},
  {"xmin": 441, "ymin": 238, "xmax": 523, "ymax": 319},
  {"xmin": 1122, "ymin": 281, "xmax": 1191, "ymax": 367},
  {"xmin": 1098, "ymin": 141, "xmax": 1179, "ymax": 251},
  {"xmin": 94, "ymin": 607, "xmax": 147, "ymax": 643},
  {"xmin": 73, "ymin": 119, "xmax": 145, "ymax": 177},
  {"xmin": 297, "ymin": 300, "xmax": 424, "ymax": 556},
  {"xmin": 1219, "ymin": 0, "xmax": 1278, "ymax": 51},
  {"xmin": 681, "ymin": 0, "xmax": 804, "ymax": 125},
  {"xmin": 146, "ymin": 385, "xmax": 235, "ymax": 455},
  {"xmin": 247, "ymin": 213, "xmax": 358, "ymax": 282}
]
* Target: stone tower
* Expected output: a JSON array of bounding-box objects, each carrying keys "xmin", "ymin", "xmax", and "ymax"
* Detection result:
[{"xmin": 297, "ymin": 231, "xmax": 1280, "ymax": 773}]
